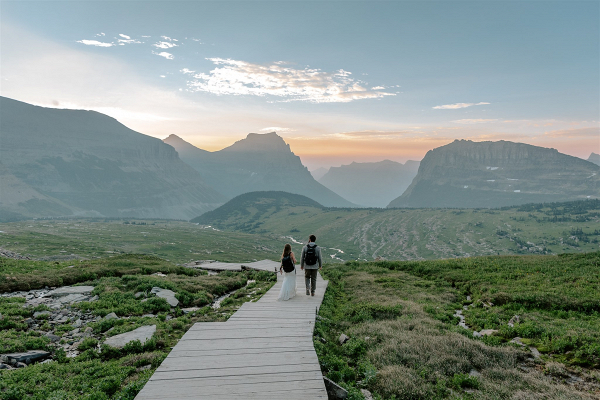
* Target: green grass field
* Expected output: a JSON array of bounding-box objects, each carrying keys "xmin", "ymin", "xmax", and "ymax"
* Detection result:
[{"xmin": 316, "ymin": 252, "xmax": 600, "ymax": 399}]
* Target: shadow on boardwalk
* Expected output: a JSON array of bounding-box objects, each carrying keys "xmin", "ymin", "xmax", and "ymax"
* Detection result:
[{"xmin": 135, "ymin": 262, "xmax": 329, "ymax": 399}]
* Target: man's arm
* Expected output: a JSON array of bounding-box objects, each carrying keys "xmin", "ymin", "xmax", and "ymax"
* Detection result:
[
  {"xmin": 300, "ymin": 246, "xmax": 306, "ymax": 269},
  {"xmin": 318, "ymin": 246, "xmax": 323, "ymax": 269}
]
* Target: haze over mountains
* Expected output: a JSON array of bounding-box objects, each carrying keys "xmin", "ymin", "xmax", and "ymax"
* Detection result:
[
  {"xmin": 589, "ymin": 153, "xmax": 600, "ymax": 166},
  {"xmin": 163, "ymin": 133, "xmax": 355, "ymax": 208},
  {"xmin": 389, "ymin": 140, "xmax": 600, "ymax": 208},
  {"xmin": 0, "ymin": 97, "xmax": 225, "ymax": 221},
  {"xmin": 318, "ymin": 160, "xmax": 420, "ymax": 207}
]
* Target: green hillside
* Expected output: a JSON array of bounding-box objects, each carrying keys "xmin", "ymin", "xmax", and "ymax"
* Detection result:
[{"xmin": 196, "ymin": 194, "xmax": 600, "ymax": 261}]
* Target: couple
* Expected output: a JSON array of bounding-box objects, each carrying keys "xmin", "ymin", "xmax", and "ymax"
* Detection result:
[{"xmin": 277, "ymin": 234, "xmax": 323, "ymax": 301}]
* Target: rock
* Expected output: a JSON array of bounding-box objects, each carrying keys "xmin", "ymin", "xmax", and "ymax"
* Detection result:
[
  {"xmin": 0, "ymin": 363, "xmax": 8, "ymax": 369},
  {"xmin": 44, "ymin": 333, "xmax": 60, "ymax": 343},
  {"xmin": 510, "ymin": 337, "xmax": 525, "ymax": 346},
  {"xmin": 73, "ymin": 319, "xmax": 82, "ymax": 328},
  {"xmin": 323, "ymin": 377, "xmax": 348, "ymax": 399},
  {"xmin": 530, "ymin": 346, "xmax": 541, "ymax": 359},
  {"xmin": 103, "ymin": 325, "xmax": 156, "ymax": 349},
  {"xmin": 141, "ymin": 314, "xmax": 155, "ymax": 318},
  {"xmin": 1, "ymin": 350, "xmax": 50, "ymax": 365},
  {"xmin": 104, "ymin": 312, "xmax": 118, "ymax": 321},
  {"xmin": 89, "ymin": 295, "xmax": 99, "ymax": 302},
  {"xmin": 469, "ymin": 369, "xmax": 482, "ymax": 378},
  {"xmin": 15, "ymin": 362, "xmax": 27, "ymax": 368},
  {"xmin": 165, "ymin": 315, "xmax": 172, "ymax": 321},
  {"xmin": 181, "ymin": 307, "xmax": 200, "ymax": 314},
  {"xmin": 46, "ymin": 286, "xmax": 94, "ymax": 298},
  {"xmin": 479, "ymin": 329, "xmax": 498, "ymax": 336},
  {"xmin": 33, "ymin": 311, "xmax": 51, "ymax": 318},
  {"xmin": 134, "ymin": 292, "xmax": 145, "ymax": 299},
  {"xmin": 466, "ymin": 295, "xmax": 471, "ymax": 301},
  {"xmin": 472, "ymin": 331, "xmax": 482, "ymax": 338},
  {"xmin": 152, "ymin": 287, "xmax": 179, "ymax": 307},
  {"xmin": 361, "ymin": 389, "xmax": 374, "ymax": 400},
  {"xmin": 84, "ymin": 327, "xmax": 93, "ymax": 333},
  {"xmin": 136, "ymin": 364, "xmax": 152, "ymax": 372},
  {"xmin": 57, "ymin": 293, "xmax": 90, "ymax": 304},
  {"xmin": 70, "ymin": 328, "xmax": 80, "ymax": 335},
  {"xmin": 508, "ymin": 315, "xmax": 520, "ymax": 327},
  {"xmin": 25, "ymin": 318, "xmax": 34, "ymax": 325},
  {"xmin": 339, "ymin": 333, "xmax": 350, "ymax": 345}
]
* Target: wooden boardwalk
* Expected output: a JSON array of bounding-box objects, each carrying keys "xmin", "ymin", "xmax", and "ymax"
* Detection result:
[{"xmin": 135, "ymin": 268, "xmax": 329, "ymax": 399}]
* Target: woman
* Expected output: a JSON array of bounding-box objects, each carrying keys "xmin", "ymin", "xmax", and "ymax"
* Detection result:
[{"xmin": 277, "ymin": 243, "xmax": 297, "ymax": 301}]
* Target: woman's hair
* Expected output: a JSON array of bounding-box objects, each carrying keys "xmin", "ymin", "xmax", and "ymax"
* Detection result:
[{"xmin": 282, "ymin": 243, "xmax": 292, "ymax": 258}]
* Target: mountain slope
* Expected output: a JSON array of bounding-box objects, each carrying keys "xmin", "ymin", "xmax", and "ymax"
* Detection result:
[
  {"xmin": 319, "ymin": 160, "xmax": 419, "ymax": 207},
  {"xmin": 310, "ymin": 167, "xmax": 329, "ymax": 181},
  {"xmin": 163, "ymin": 133, "xmax": 355, "ymax": 207},
  {"xmin": 388, "ymin": 140, "xmax": 600, "ymax": 208},
  {"xmin": 0, "ymin": 97, "xmax": 225, "ymax": 219},
  {"xmin": 588, "ymin": 152, "xmax": 600, "ymax": 166}
]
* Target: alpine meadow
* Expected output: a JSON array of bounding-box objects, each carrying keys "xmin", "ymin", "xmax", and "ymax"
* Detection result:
[{"xmin": 1, "ymin": 2, "xmax": 599, "ymax": 400}]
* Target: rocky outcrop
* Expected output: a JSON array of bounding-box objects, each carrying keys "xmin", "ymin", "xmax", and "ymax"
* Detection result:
[
  {"xmin": 388, "ymin": 140, "xmax": 600, "ymax": 208},
  {"xmin": 588, "ymin": 152, "xmax": 600, "ymax": 166},
  {"xmin": 164, "ymin": 133, "xmax": 355, "ymax": 208},
  {"xmin": 319, "ymin": 160, "xmax": 419, "ymax": 207},
  {"xmin": 0, "ymin": 97, "xmax": 225, "ymax": 220}
]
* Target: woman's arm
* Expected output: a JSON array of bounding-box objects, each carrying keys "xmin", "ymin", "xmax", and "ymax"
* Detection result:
[{"xmin": 291, "ymin": 251, "xmax": 297, "ymax": 264}]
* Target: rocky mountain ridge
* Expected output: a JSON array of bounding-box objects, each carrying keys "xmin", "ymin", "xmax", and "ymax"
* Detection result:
[
  {"xmin": 163, "ymin": 133, "xmax": 355, "ymax": 207},
  {"xmin": 319, "ymin": 160, "xmax": 420, "ymax": 207},
  {"xmin": 388, "ymin": 140, "xmax": 600, "ymax": 208},
  {"xmin": 0, "ymin": 97, "xmax": 225, "ymax": 220}
]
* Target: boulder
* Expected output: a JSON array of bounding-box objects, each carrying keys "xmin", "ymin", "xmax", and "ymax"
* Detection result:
[
  {"xmin": 1, "ymin": 350, "xmax": 50, "ymax": 365},
  {"xmin": 508, "ymin": 315, "xmax": 520, "ymax": 327},
  {"xmin": 44, "ymin": 333, "xmax": 60, "ymax": 343},
  {"xmin": 339, "ymin": 333, "xmax": 350, "ymax": 345},
  {"xmin": 361, "ymin": 389, "xmax": 374, "ymax": 400},
  {"xmin": 151, "ymin": 287, "xmax": 179, "ymax": 307},
  {"xmin": 479, "ymin": 329, "xmax": 498, "ymax": 336},
  {"xmin": 46, "ymin": 286, "xmax": 94, "ymax": 298},
  {"xmin": 33, "ymin": 311, "xmax": 51, "ymax": 318},
  {"xmin": 103, "ymin": 312, "xmax": 118, "ymax": 321},
  {"xmin": 103, "ymin": 325, "xmax": 156, "ymax": 349},
  {"xmin": 323, "ymin": 377, "xmax": 348, "ymax": 399}
]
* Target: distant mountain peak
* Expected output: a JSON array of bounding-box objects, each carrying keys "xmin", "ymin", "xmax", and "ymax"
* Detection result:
[
  {"xmin": 223, "ymin": 131, "xmax": 290, "ymax": 152},
  {"xmin": 588, "ymin": 152, "xmax": 600, "ymax": 166}
]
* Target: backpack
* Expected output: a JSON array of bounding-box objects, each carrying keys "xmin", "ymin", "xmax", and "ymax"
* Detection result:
[
  {"xmin": 305, "ymin": 244, "xmax": 318, "ymax": 265},
  {"xmin": 281, "ymin": 254, "xmax": 295, "ymax": 273}
]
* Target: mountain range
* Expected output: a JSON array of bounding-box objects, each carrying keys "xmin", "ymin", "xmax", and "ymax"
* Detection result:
[
  {"xmin": 388, "ymin": 140, "xmax": 600, "ymax": 208},
  {"xmin": 318, "ymin": 160, "xmax": 419, "ymax": 207},
  {"xmin": 163, "ymin": 133, "xmax": 355, "ymax": 208},
  {"xmin": 0, "ymin": 97, "xmax": 225, "ymax": 221},
  {"xmin": 589, "ymin": 153, "xmax": 600, "ymax": 166}
]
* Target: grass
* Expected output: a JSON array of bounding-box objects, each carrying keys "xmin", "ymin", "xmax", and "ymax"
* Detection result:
[
  {"xmin": 0, "ymin": 254, "xmax": 276, "ymax": 399},
  {"xmin": 315, "ymin": 252, "xmax": 600, "ymax": 399}
]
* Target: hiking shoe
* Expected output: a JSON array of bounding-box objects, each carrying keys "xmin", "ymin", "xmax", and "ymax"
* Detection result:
[
  {"xmin": 311, "ymin": 292, "xmax": 315, "ymax": 296},
  {"xmin": 306, "ymin": 289, "xmax": 310, "ymax": 295}
]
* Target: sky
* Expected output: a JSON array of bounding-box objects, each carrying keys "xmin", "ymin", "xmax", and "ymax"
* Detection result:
[{"xmin": 1, "ymin": 1, "xmax": 599, "ymax": 169}]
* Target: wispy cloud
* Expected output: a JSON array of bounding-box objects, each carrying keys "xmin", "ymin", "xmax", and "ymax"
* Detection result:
[
  {"xmin": 433, "ymin": 102, "xmax": 490, "ymax": 110},
  {"xmin": 452, "ymin": 119, "xmax": 499, "ymax": 124},
  {"xmin": 260, "ymin": 127, "xmax": 295, "ymax": 132},
  {"xmin": 153, "ymin": 41, "xmax": 178, "ymax": 49},
  {"xmin": 76, "ymin": 39, "xmax": 114, "ymax": 47},
  {"xmin": 153, "ymin": 51, "xmax": 174, "ymax": 60},
  {"xmin": 544, "ymin": 127, "xmax": 600, "ymax": 138},
  {"xmin": 119, "ymin": 34, "xmax": 131, "ymax": 39},
  {"xmin": 181, "ymin": 58, "xmax": 396, "ymax": 103}
]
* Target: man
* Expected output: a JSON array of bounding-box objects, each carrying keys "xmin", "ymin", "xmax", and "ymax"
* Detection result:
[{"xmin": 300, "ymin": 234, "xmax": 322, "ymax": 296}]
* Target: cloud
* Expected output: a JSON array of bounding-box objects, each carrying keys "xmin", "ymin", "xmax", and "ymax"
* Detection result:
[
  {"xmin": 452, "ymin": 119, "xmax": 499, "ymax": 124},
  {"xmin": 544, "ymin": 127, "xmax": 600, "ymax": 138},
  {"xmin": 260, "ymin": 127, "xmax": 295, "ymax": 132},
  {"xmin": 161, "ymin": 36, "xmax": 177, "ymax": 41},
  {"xmin": 180, "ymin": 68, "xmax": 195, "ymax": 74},
  {"xmin": 433, "ymin": 102, "xmax": 490, "ymax": 110},
  {"xmin": 119, "ymin": 34, "xmax": 131, "ymax": 39},
  {"xmin": 118, "ymin": 39, "xmax": 142, "ymax": 45},
  {"xmin": 153, "ymin": 41, "xmax": 178, "ymax": 49},
  {"xmin": 76, "ymin": 39, "xmax": 114, "ymax": 47},
  {"xmin": 153, "ymin": 51, "xmax": 174, "ymax": 60},
  {"xmin": 95, "ymin": 33, "xmax": 105, "ymax": 37},
  {"xmin": 183, "ymin": 58, "xmax": 396, "ymax": 103}
]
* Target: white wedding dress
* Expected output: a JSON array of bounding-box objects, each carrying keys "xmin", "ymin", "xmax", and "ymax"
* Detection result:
[{"xmin": 277, "ymin": 269, "xmax": 297, "ymax": 301}]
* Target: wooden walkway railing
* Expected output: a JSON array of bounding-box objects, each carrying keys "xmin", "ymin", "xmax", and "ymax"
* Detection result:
[{"xmin": 135, "ymin": 264, "xmax": 329, "ymax": 399}]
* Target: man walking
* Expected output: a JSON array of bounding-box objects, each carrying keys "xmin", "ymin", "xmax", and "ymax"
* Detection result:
[{"xmin": 300, "ymin": 234, "xmax": 322, "ymax": 296}]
